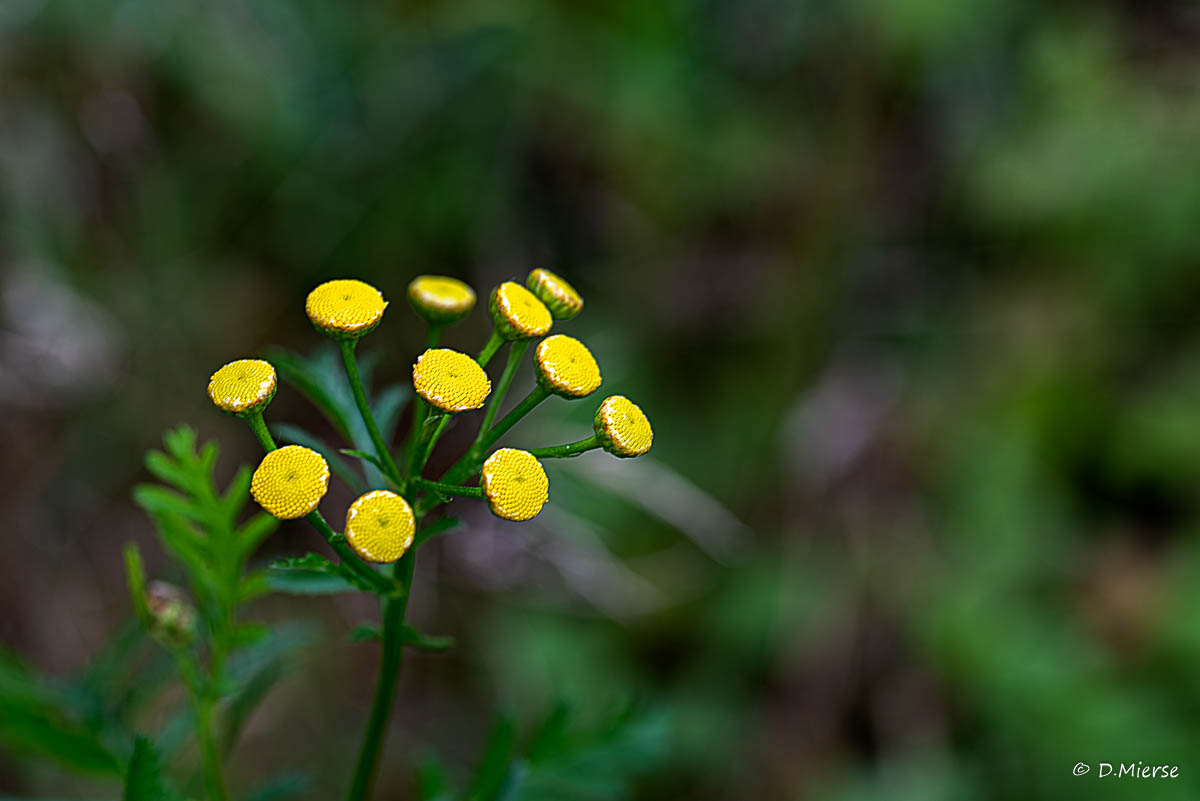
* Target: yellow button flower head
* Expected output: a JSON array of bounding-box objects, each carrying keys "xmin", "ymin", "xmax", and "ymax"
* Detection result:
[
  {"xmin": 344, "ymin": 490, "xmax": 415, "ymax": 563},
  {"xmin": 408, "ymin": 275, "xmax": 476, "ymax": 325},
  {"xmin": 594, "ymin": 395, "xmax": 653, "ymax": 458},
  {"xmin": 412, "ymin": 348, "xmax": 492, "ymax": 412},
  {"xmin": 306, "ymin": 279, "xmax": 388, "ymax": 339},
  {"xmin": 535, "ymin": 334, "xmax": 601, "ymax": 398},
  {"xmin": 250, "ymin": 445, "xmax": 330, "ymax": 520},
  {"xmin": 207, "ymin": 359, "xmax": 276, "ymax": 415},
  {"xmin": 489, "ymin": 281, "xmax": 553, "ymax": 340},
  {"xmin": 526, "ymin": 268, "xmax": 583, "ymax": 320},
  {"xmin": 481, "ymin": 448, "xmax": 549, "ymax": 522}
]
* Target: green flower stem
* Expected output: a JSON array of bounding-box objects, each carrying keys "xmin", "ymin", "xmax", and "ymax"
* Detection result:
[
  {"xmin": 409, "ymin": 478, "xmax": 483, "ymax": 498},
  {"xmin": 527, "ymin": 435, "xmax": 600, "ymax": 458},
  {"xmin": 306, "ymin": 511, "xmax": 394, "ymax": 595},
  {"xmin": 243, "ymin": 411, "xmax": 276, "ymax": 452},
  {"xmin": 415, "ymin": 415, "xmax": 451, "ymax": 475},
  {"xmin": 479, "ymin": 384, "xmax": 550, "ymax": 453},
  {"xmin": 476, "ymin": 330, "xmax": 504, "ymax": 367},
  {"xmin": 347, "ymin": 548, "xmax": 414, "ymax": 801},
  {"xmin": 426, "ymin": 323, "xmax": 443, "ymax": 349},
  {"xmin": 196, "ymin": 691, "xmax": 227, "ymax": 801},
  {"xmin": 436, "ymin": 384, "xmax": 550, "ymax": 489},
  {"xmin": 339, "ymin": 338, "xmax": 404, "ymax": 487},
  {"xmin": 404, "ymin": 397, "xmax": 429, "ymax": 484},
  {"xmin": 477, "ymin": 341, "xmax": 528, "ymax": 445}
]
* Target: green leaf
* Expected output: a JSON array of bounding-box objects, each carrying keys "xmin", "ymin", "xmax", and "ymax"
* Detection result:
[
  {"xmin": 463, "ymin": 716, "xmax": 517, "ymax": 801},
  {"xmin": 237, "ymin": 512, "xmax": 280, "ymax": 561},
  {"xmin": 349, "ymin": 624, "xmax": 381, "ymax": 643},
  {"xmin": 341, "ymin": 448, "xmax": 388, "ymax": 474},
  {"xmin": 264, "ymin": 345, "xmax": 356, "ymax": 441},
  {"xmin": 417, "ymin": 755, "xmax": 455, "ymax": 801},
  {"xmin": 268, "ymin": 553, "xmax": 380, "ymax": 595},
  {"xmin": 124, "ymin": 544, "xmax": 149, "ymax": 625},
  {"xmin": 123, "ymin": 736, "xmax": 179, "ymax": 801},
  {"xmin": 0, "ymin": 648, "xmax": 123, "ymax": 777},
  {"xmin": 400, "ymin": 625, "xmax": 455, "ymax": 652},
  {"xmin": 415, "ymin": 516, "xmax": 463, "ymax": 547}
]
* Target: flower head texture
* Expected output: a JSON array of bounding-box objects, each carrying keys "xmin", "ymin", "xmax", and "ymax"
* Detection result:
[
  {"xmin": 526, "ymin": 268, "xmax": 583, "ymax": 320},
  {"xmin": 412, "ymin": 348, "xmax": 492, "ymax": 412},
  {"xmin": 481, "ymin": 448, "xmax": 549, "ymax": 521},
  {"xmin": 208, "ymin": 359, "xmax": 276, "ymax": 415},
  {"xmin": 594, "ymin": 395, "xmax": 653, "ymax": 458},
  {"xmin": 489, "ymin": 281, "xmax": 553, "ymax": 340},
  {"xmin": 250, "ymin": 445, "xmax": 330, "ymax": 519},
  {"xmin": 535, "ymin": 334, "xmax": 602, "ymax": 398},
  {"xmin": 408, "ymin": 275, "xmax": 476, "ymax": 325},
  {"xmin": 306, "ymin": 279, "xmax": 388, "ymax": 338},
  {"xmin": 344, "ymin": 490, "xmax": 415, "ymax": 563}
]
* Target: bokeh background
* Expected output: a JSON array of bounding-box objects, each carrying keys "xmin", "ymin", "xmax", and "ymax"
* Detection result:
[{"xmin": 5, "ymin": 0, "xmax": 1200, "ymax": 799}]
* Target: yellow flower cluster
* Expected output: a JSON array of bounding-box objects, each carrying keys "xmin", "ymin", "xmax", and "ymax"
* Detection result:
[
  {"xmin": 489, "ymin": 281, "xmax": 553, "ymax": 340},
  {"xmin": 412, "ymin": 348, "xmax": 492, "ymax": 412},
  {"xmin": 251, "ymin": 445, "xmax": 330, "ymax": 519},
  {"xmin": 306, "ymin": 279, "xmax": 388, "ymax": 338},
  {"xmin": 208, "ymin": 359, "xmax": 276, "ymax": 415},
  {"xmin": 408, "ymin": 275, "xmax": 475, "ymax": 325},
  {"xmin": 535, "ymin": 335, "xmax": 601, "ymax": 398},
  {"xmin": 345, "ymin": 490, "xmax": 415, "ymax": 563},
  {"xmin": 526, "ymin": 268, "xmax": 583, "ymax": 320},
  {"xmin": 481, "ymin": 448, "xmax": 549, "ymax": 521},
  {"xmin": 594, "ymin": 395, "xmax": 653, "ymax": 458}
]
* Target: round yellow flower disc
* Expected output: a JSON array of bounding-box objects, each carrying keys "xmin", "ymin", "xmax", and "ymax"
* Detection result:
[
  {"xmin": 408, "ymin": 275, "xmax": 476, "ymax": 324},
  {"xmin": 306, "ymin": 279, "xmax": 388, "ymax": 337},
  {"xmin": 250, "ymin": 445, "xmax": 330, "ymax": 520},
  {"xmin": 526, "ymin": 268, "xmax": 583, "ymax": 320},
  {"xmin": 481, "ymin": 448, "xmax": 549, "ymax": 522},
  {"xmin": 344, "ymin": 490, "xmax": 415, "ymax": 563},
  {"xmin": 207, "ymin": 359, "xmax": 276, "ymax": 414},
  {"xmin": 489, "ymin": 281, "xmax": 553, "ymax": 339},
  {"xmin": 412, "ymin": 348, "xmax": 492, "ymax": 412},
  {"xmin": 535, "ymin": 335, "xmax": 601, "ymax": 398},
  {"xmin": 594, "ymin": 395, "xmax": 653, "ymax": 458}
]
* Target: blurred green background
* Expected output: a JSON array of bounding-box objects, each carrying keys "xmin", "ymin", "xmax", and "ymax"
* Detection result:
[{"xmin": 5, "ymin": 0, "xmax": 1200, "ymax": 798}]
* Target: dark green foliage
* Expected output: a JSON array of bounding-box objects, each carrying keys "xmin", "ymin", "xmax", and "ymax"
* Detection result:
[
  {"xmin": 421, "ymin": 706, "xmax": 667, "ymax": 801},
  {"xmin": 268, "ymin": 553, "xmax": 383, "ymax": 595},
  {"xmin": 123, "ymin": 737, "xmax": 181, "ymax": 801}
]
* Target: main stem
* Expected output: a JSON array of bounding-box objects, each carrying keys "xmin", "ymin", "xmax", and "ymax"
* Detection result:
[
  {"xmin": 347, "ymin": 546, "xmax": 415, "ymax": 801},
  {"xmin": 339, "ymin": 338, "xmax": 404, "ymax": 487},
  {"xmin": 196, "ymin": 688, "xmax": 227, "ymax": 801}
]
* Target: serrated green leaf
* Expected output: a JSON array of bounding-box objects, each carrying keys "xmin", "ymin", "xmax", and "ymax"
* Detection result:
[
  {"xmin": 237, "ymin": 513, "xmax": 280, "ymax": 561},
  {"xmin": 222, "ymin": 466, "xmax": 253, "ymax": 521}
]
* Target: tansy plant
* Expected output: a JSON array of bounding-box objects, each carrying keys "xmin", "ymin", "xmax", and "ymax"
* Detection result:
[{"xmin": 122, "ymin": 269, "xmax": 653, "ymax": 801}]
